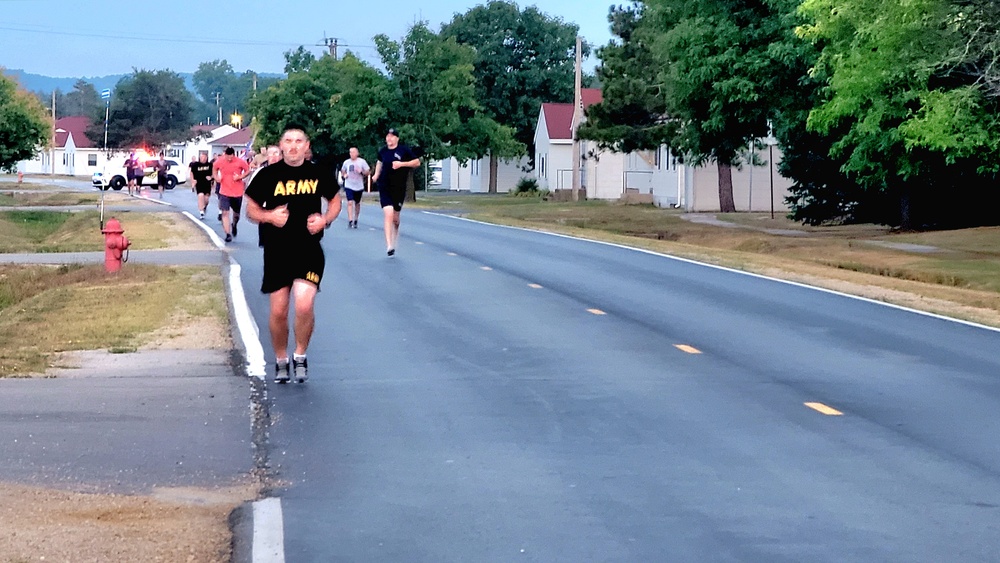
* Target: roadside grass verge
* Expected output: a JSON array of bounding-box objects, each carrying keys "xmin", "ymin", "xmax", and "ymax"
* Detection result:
[
  {"xmin": 0, "ymin": 264, "xmax": 227, "ymax": 377},
  {"xmin": 0, "ymin": 191, "xmax": 104, "ymax": 206},
  {"xmin": 410, "ymin": 194, "xmax": 1000, "ymax": 325},
  {"xmin": 0, "ymin": 210, "xmax": 196, "ymax": 252}
]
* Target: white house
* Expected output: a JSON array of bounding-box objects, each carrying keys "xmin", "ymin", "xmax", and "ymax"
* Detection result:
[
  {"xmin": 435, "ymin": 154, "xmax": 531, "ymax": 193},
  {"xmin": 533, "ymin": 88, "xmax": 794, "ymax": 211},
  {"xmin": 17, "ymin": 116, "xmax": 113, "ymax": 177}
]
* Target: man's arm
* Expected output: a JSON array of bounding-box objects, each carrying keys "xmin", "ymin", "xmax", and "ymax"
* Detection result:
[
  {"xmin": 245, "ymin": 196, "xmax": 289, "ymax": 227},
  {"xmin": 324, "ymin": 193, "xmax": 343, "ymax": 227},
  {"xmin": 372, "ymin": 160, "xmax": 383, "ymax": 183}
]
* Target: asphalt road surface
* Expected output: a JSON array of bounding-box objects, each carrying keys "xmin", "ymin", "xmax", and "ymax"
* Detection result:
[{"xmin": 174, "ymin": 188, "xmax": 1000, "ymax": 562}]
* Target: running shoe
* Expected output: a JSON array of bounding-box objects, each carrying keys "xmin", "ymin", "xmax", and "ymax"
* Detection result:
[
  {"xmin": 225, "ymin": 233, "xmax": 232, "ymax": 243},
  {"xmin": 387, "ymin": 248, "xmax": 395, "ymax": 257},
  {"xmin": 293, "ymin": 357, "xmax": 308, "ymax": 383},
  {"xmin": 218, "ymin": 212, "xmax": 222, "ymax": 221},
  {"xmin": 232, "ymin": 222, "xmax": 238, "ymax": 238},
  {"xmin": 200, "ymin": 211, "xmax": 205, "ymax": 219},
  {"xmin": 274, "ymin": 361, "xmax": 290, "ymax": 384}
]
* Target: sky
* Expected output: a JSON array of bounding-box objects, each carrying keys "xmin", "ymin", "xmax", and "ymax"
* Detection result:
[{"xmin": 0, "ymin": 0, "xmax": 616, "ymax": 78}]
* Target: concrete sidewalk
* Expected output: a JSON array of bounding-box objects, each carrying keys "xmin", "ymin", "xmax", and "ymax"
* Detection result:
[{"xmin": 0, "ymin": 349, "xmax": 253, "ymax": 494}]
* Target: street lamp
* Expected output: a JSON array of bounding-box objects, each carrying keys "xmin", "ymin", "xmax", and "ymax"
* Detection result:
[
  {"xmin": 230, "ymin": 111, "xmax": 243, "ymax": 129},
  {"xmin": 763, "ymin": 125, "xmax": 778, "ymax": 219}
]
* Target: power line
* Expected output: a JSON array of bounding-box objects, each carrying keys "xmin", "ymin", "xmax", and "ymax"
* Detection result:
[{"xmin": 0, "ymin": 23, "xmax": 309, "ymax": 48}]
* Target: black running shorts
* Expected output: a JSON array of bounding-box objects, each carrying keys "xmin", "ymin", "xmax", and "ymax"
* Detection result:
[
  {"xmin": 344, "ymin": 188, "xmax": 363, "ymax": 204},
  {"xmin": 195, "ymin": 182, "xmax": 212, "ymax": 195},
  {"xmin": 379, "ymin": 185, "xmax": 404, "ymax": 212},
  {"xmin": 261, "ymin": 242, "xmax": 325, "ymax": 294}
]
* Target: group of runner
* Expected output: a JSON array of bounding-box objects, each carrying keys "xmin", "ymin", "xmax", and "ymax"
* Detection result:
[
  {"xmin": 124, "ymin": 151, "xmax": 172, "ymax": 198},
  {"xmin": 188, "ymin": 126, "xmax": 420, "ymax": 384}
]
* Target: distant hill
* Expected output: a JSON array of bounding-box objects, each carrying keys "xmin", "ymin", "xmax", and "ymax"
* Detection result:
[{"xmin": 2, "ymin": 68, "xmax": 283, "ymax": 98}]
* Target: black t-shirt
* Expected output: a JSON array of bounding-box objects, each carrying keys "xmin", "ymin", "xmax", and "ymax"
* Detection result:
[
  {"xmin": 189, "ymin": 161, "xmax": 213, "ymax": 188},
  {"xmin": 376, "ymin": 144, "xmax": 417, "ymax": 191},
  {"xmin": 244, "ymin": 160, "xmax": 340, "ymax": 248}
]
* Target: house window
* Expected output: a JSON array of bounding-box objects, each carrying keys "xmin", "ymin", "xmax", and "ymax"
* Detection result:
[
  {"xmin": 540, "ymin": 154, "xmax": 546, "ymax": 178},
  {"xmin": 62, "ymin": 154, "xmax": 67, "ymax": 165},
  {"xmin": 88, "ymin": 154, "xmax": 98, "ymax": 166},
  {"xmin": 655, "ymin": 148, "xmax": 662, "ymax": 170}
]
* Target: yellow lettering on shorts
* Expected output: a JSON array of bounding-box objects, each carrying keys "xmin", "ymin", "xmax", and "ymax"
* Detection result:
[{"xmin": 305, "ymin": 271, "xmax": 320, "ymax": 283}]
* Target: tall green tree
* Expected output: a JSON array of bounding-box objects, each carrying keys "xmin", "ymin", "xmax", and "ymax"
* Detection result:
[
  {"xmin": 0, "ymin": 73, "xmax": 51, "ymax": 172},
  {"xmin": 644, "ymin": 0, "xmax": 810, "ymax": 212},
  {"xmin": 283, "ymin": 46, "xmax": 317, "ymax": 74},
  {"xmin": 62, "ymin": 80, "xmax": 102, "ymax": 121},
  {"xmin": 375, "ymin": 22, "xmax": 518, "ymax": 199},
  {"xmin": 91, "ymin": 69, "xmax": 195, "ymax": 149},
  {"xmin": 441, "ymin": 1, "xmax": 581, "ymax": 192},
  {"xmin": 799, "ymin": 0, "xmax": 1000, "ymax": 228},
  {"xmin": 577, "ymin": 2, "xmax": 672, "ymax": 153},
  {"xmin": 192, "ymin": 59, "xmax": 261, "ymax": 125},
  {"xmin": 250, "ymin": 52, "xmax": 394, "ymax": 161}
]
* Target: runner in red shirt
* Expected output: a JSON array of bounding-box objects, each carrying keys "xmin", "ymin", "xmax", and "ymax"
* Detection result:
[{"xmin": 213, "ymin": 147, "xmax": 251, "ymax": 243}]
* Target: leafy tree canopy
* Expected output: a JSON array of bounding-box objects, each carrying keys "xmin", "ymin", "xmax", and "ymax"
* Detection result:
[
  {"xmin": 0, "ymin": 73, "xmax": 51, "ymax": 172},
  {"xmin": 94, "ymin": 69, "xmax": 195, "ymax": 149}
]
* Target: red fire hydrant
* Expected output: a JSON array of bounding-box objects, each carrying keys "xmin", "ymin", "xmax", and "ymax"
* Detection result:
[{"xmin": 102, "ymin": 217, "xmax": 130, "ymax": 273}]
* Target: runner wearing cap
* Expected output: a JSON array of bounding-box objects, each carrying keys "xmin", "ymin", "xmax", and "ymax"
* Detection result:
[{"xmin": 371, "ymin": 128, "xmax": 420, "ymax": 257}]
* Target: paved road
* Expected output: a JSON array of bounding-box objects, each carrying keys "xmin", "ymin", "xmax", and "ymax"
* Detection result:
[{"xmin": 163, "ymin": 188, "xmax": 1000, "ymax": 561}]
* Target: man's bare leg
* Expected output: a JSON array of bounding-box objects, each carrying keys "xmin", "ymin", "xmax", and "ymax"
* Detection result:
[
  {"xmin": 383, "ymin": 205, "xmax": 395, "ymax": 251},
  {"xmin": 269, "ymin": 287, "xmax": 291, "ymax": 360},
  {"xmin": 291, "ymin": 280, "xmax": 318, "ymax": 356}
]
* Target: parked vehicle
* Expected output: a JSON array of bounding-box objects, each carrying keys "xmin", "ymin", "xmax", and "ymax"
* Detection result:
[{"xmin": 95, "ymin": 157, "xmax": 188, "ymax": 191}]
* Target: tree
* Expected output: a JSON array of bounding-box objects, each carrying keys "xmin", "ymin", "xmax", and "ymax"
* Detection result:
[
  {"xmin": 91, "ymin": 69, "xmax": 195, "ymax": 149},
  {"xmin": 441, "ymin": 1, "xmax": 582, "ymax": 192},
  {"xmin": 577, "ymin": 3, "xmax": 673, "ymax": 153},
  {"xmin": 641, "ymin": 0, "xmax": 811, "ymax": 212},
  {"xmin": 0, "ymin": 73, "xmax": 51, "ymax": 172},
  {"xmin": 376, "ymin": 22, "xmax": 518, "ymax": 200},
  {"xmin": 251, "ymin": 51, "xmax": 396, "ymax": 168},
  {"xmin": 799, "ymin": 0, "xmax": 1000, "ymax": 228},
  {"xmin": 284, "ymin": 46, "xmax": 317, "ymax": 74},
  {"xmin": 62, "ymin": 80, "xmax": 102, "ymax": 121}
]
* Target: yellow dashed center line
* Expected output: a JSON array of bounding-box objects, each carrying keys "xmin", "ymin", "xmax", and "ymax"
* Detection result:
[
  {"xmin": 674, "ymin": 344, "xmax": 702, "ymax": 354},
  {"xmin": 528, "ymin": 283, "xmax": 543, "ymax": 289},
  {"xmin": 481, "ymin": 266, "xmax": 492, "ymax": 271},
  {"xmin": 587, "ymin": 309, "xmax": 607, "ymax": 316},
  {"xmin": 805, "ymin": 402, "xmax": 843, "ymax": 416}
]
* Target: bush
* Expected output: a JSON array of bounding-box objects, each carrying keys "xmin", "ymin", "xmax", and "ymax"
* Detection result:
[{"xmin": 514, "ymin": 177, "xmax": 539, "ymax": 194}]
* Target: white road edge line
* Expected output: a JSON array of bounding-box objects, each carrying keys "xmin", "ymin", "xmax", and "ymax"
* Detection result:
[
  {"xmin": 424, "ymin": 211, "xmax": 1000, "ymax": 335},
  {"xmin": 182, "ymin": 211, "xmax": 278, "ymax": 559},
  {"xmin": 229, "ymin": 258, "xmax": 267, "ymax": 379},
  {"xmin": 182, "ymin": 210, "xmax": 225, "ymax": 248},
  {"xmin": 252, "ymin": 497, "xmax": 285, "ymax": 563}
]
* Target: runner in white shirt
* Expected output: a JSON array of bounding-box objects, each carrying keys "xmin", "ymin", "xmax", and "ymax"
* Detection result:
[{"xmin": 339, "ymin": 147, "xmax": 370, "ymax": 229}]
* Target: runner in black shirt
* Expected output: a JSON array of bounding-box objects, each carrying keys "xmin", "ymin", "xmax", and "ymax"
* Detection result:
[
  {"xmin": 189, "ymin": 153, "xmax": 214, "ymax": 219},
  {"xmin": 371, "ymin": 128, "xmax": 420, "ymax": 257},
  {"xmin": 245, "ymin": 126, "xmax": 342, "ymax": 384}
]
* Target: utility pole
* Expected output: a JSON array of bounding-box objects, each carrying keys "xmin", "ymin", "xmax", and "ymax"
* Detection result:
[
  {"xmin": 570, "ymin": 35, "xmax": 582, "ymax": 201},
  {"xmin": 213, "ymin": 92, "xmax": 223, "ymax": 125},
  {"xmin": 49, "ymin": 90, "xmax": 56, "ymax": 176},
  {"xmin": 324, "ymin": 37, "xmax": 339, "ymax": 59}
]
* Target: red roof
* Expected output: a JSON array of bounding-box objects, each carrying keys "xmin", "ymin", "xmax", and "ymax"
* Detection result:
[
  {"xmin": 191, "ymin": 124, "xmax": 215, "ymax": 133},
  {"xmin": 55, "ymin": 116, "xmax": 95, "ymax": 148},
  {"xmin": 541, "ymin": 89, "xmax": 604, "ymax": 140},
  {"xmin": 211, "ymin": 127, "xmax": 253, "ymax": 146}
]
